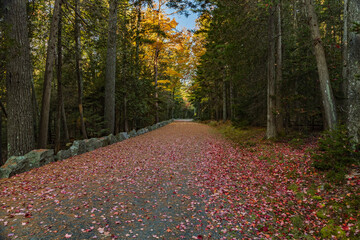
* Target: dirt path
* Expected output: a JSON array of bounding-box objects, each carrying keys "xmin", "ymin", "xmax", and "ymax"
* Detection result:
[{"xmin": 0, "ymin": 122, "xmax": 234, "ymax": 239}]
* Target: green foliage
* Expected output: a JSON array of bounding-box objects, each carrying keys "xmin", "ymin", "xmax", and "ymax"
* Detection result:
[
  {"xmin": 316, "ymin": 209, "xmax": 328, "ymax": 219},
  {"xmin": 312, "ymin": 126, "xmax": 359, "ymax": 182},
  {"xmin": 209, "ymin": 121, "xmax": 264, "ymax": 147},
  {"xmin": 351, "ymin": 21, "xmax": 360, "ymax": 34},
  {"xmin": 288, "ymin": 138, "xmax": 304, "ymax": 149},
  {"xmin": 290, "ymin": 215, "xmax": 304, "ymax": 229},
  {"xmin": 320, "ymin": 222, "xmax": 346, "ymax": 239}
]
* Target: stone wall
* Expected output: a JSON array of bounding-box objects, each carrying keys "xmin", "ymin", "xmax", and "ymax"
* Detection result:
[{"xmin": 0, "ymin": 119, "xmax": 174, "ymax": 179}]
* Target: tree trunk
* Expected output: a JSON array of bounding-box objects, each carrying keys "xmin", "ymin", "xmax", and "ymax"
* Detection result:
[
  {"xmin": 276, "ymin": 1, "xmax": 284, "ymax": 134},
  {"xmin": 135, "ymin": 0, "xmax": 142, "ymax": 81},
  {"xmin": 123, "ymin": 95, "xmax": 129, "ymax": 132},
  {"xmin": 104, "ymin": 0, "xmax": 118, "ymax": 134},
  {"xmin": 267, "ymin": 5, "xmax": 277, "ymax": 139},
  {"xmin": 154, "ymin": 48, "xmax": 160, "ymax": 123},
  {"xmin": 229, "ymin": 81, "xmax": 234, "ymax": 120},
  {"xmin": 0, "ymin": 101, "xmax": 8, "ymax": 165},
  {"xmin": 0, "ymin": 111, "xmax": 2, "ymax": 165},
  {"xmin": 4, "ymin": 0, "xmax": 35, "ymax": 156},
  {"xmin": 222, "ymin": 79, "xmax": 227, "ymax": 122},
  {"xmin": 346, "ymin": 0, "xmax": 360, "ymax": 143},
  {"xmin": 153, "ymin": 2, "xmax": 162, "ymax": 123},
  {"xmin": 31, "ymin": 69, "xmax": 39, "ymax": 142},
  {"xmin": 61, "ymin": 101, "xmax": 70, "ymax": 142},
  {"xmin": 305, "ymin": 0, "xmax": 337, "ymax": 130},
  {"xmin": 55, "ymin": 6, "xmax": 63, "ymax": 154},
  {"xmin": 75, "ymin": 0, "xmax": 87, "ymax": 139},
  {"xmin": 38, "ymin": 0, "xmax": 63, "ymax": 148},
  {"xmin": 342, "ymin": 0, "xmax": 349, "ymax": 114},
  {"xmin": 121, "ymin": 3, "xmax": 129, "ymax": 132}
]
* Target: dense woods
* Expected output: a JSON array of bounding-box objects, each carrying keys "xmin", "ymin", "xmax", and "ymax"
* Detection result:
[
  {"xmin": 0, "ymin": 0, "xmax": 360, "ymax": 163},
  {"xmin": 0, "ymin": 1, "xmax": 359, "ymax": 239},
  {"xmin": 190, "ymin": 0, "xmax": 358, "ymax": 140},
  {"xmin": 0, "ymin": 0, "xmax": 196, "ymax": 163}
]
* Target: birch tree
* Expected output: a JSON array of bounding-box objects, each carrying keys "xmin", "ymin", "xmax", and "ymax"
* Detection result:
[{"xmin": 305, "ymin": 0, "xmax": 337, "ymax": 130}]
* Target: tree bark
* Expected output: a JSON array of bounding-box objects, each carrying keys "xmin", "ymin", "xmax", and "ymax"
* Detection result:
[
  {"xmin": 31, "ymin": 79, "xmax": 39, "ymax": 142},
  {"xmin": 55, "ymin": 6, "xmax": 63, "ymax": 154},
  {"xmin": 276, "ymin": 1, "xmax": 284, "ymax": 134},
  {"xmin": 154, "ymin": 47, "xmax": 160, "ymax": 123},
  {"xmin": 229, "ymin": 81, "xmax": 234, "ymax": 120},
  {"xmin": 61, "ymin": 100, "xmax": 70, "ymax": 142},
  {"xmin": 222, "ymin": 79, "xmax": 227, "ymax": 122},
  {"xmin": 4, "ymin": 0, "xmax": 35, "ymax": 156},
  {"xmin": 75, "ymin": 0, "xmax": 87, "ymax": 139},
  {"xmin": 267, "ymin": 5, "xmax": 277, "ymax": 139},
  {"xmin": 342, "ymin": 0, "xmax": 349, "ymax": 108},
  {"xmin": 346, "ymin": 0, "xmax": 360, "ymax": 142},
  {"xmin": 343, "ymin": 0, "xmax": 349, "ymax": 83},
  {"xmin": 135, "ymin": 0, "xmax": 142, "ymax": 81},
  {"xmin": 153, "ymin": 2, "xmax": 162, "ymax": 123},
  {"xmin": 305, "ymin": 0, "xmax": 337, "ymax": 130},
  {"xmin": 104, "ymin": 0, "xmax": 118, "ymax": 134},
  {"xmin": 38, "ymin": 0, "xmax": 63, "ymax": 148},
  {"xmin": 0, "ymin": 111, "xmax": 2, "ymax": 165}
]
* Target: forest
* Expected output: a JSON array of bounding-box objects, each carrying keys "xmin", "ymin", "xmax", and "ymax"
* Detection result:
[
  {"xmin": 0, "ymin": 0, "xmax": 199, "ymax": 163},
  {"xmin": 0, "ymin": 0, "xmax": 358, "ymax": 159},
  {"xmin": 0, "ymin": 0, "xmax": 359, "ymax": 239},
  {"xmin": 1, "ymin": 0, "xmax": 360, "ymax": 162}
]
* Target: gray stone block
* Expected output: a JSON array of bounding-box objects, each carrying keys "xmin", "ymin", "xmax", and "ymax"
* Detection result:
[
  {"xmin": 98, "ymin": 136, "xmax": 109, "ymax": 147},
  {"xmin": 2, "ymin": 156, "xmax": 28, "ymax": 177},
  {"xmin": 85, "ymin": 138, "xmax": 103, "ymax": 152},
  {"xmin": 70, "ymin": 140, "xmax": 87, "ymax": 156},
  {"xmin": 107, "ymin": 134, "xmax": 117, "ymax": 145},
  {"xmin": 56, "ymin": 149, "xmax": 72, "ymax": 161},
  {"xmin": 116, "ymin": 132, "xmax": 129, "ymax": 142},
  {"xmin": 0, "ymin": 149, "xmax": 55, "ymax": 178},
  {"xmin": 128, "ymin": 129, "xmax": 137, "ymax": 138},
  {"xmin": 0, "ymin": 167, "xmax": 11, "ymax": 179},
  {"xmin": 137, "ymin": 128, "xmax": 148, "ymax": 135},
  {"xmin": 25, "ymin": 149, "xmax": 54, "ymax": 168}
]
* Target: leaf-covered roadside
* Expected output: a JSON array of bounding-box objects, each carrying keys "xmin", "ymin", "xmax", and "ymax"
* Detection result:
[
  {"xmin": 0, "ymin": 122, "xmax": 358, "ymax": 239},
  {"xmin": 208, "ymin": 122, "xmax": 360, "ymax": 239}
]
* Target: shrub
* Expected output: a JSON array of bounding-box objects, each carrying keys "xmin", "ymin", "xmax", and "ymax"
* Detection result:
[
  {"xmin": 208, "ymin": 121, "xmax": 219, "ymax": 127},
  {"xmin": 312, "ymin": 126, "xmax": 359, "ymax": 182}
]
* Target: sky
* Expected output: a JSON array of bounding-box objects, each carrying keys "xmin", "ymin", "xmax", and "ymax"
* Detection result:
[
  {"xmin": 172, "ymin": 12, "xmax": 199, "ymax": 31},
  {"xmin": 162, "ymin": 2, "xmax": 199, "ymax": 31}
]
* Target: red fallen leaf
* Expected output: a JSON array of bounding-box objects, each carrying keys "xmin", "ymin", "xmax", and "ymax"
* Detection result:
[
  {"xmin": 197, "ymin": 235, "xmax": 203, "ymax": 239},
  {"xmin": 262, "ymin": 226, "xmax": 269, "ymax": 232},
  {"xmin": 25, "ymin": 212, "xmax": 32, "ymax": 218},
  {"xmin": 342, "ymin": 225, "xmax": 349, "ymax": 231},
  {"xmin": 138, "ymin": 219, "xmax": 143, "ymax": 222}
]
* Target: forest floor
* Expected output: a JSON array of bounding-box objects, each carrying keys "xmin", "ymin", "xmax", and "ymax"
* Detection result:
[{"xmin": 0, "ymin": 122, "xmax": 359, "ymax": 239}]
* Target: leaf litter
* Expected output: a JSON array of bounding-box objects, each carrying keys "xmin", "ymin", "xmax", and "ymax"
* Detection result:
[{"xmin": 0, "ymin": 122, "xmax": 358, "ymax": 239}]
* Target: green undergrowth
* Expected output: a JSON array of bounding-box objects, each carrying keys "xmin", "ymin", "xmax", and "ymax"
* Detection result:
[
  {"xmin": 207, "ymin": 121, "xmax": 264, "ymax": 147},
  {"xmin": 207, "ymin": 121, "xmax": 360, "ymax": 239},
  {"xmin": 311, "ymin": 126, "xmax": 360, "ymax": 183}
]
